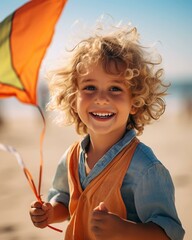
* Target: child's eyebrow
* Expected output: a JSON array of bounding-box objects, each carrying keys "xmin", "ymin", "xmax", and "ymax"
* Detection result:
[
  {"xmin": 80, "ymin": 79, "xmax": 95, "ymax": 84},
  {"xmin": 80, "ymin": 78, "xmax": 125, "ymax": 84},
  {"xmin": 111, "ymin": 79, "xmax": 125, "ymax": 84}
]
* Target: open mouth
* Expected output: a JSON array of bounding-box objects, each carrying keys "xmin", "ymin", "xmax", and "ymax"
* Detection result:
[{"xmin": 90, "ymin": 112, "xmax": 115, "ymax": 119}]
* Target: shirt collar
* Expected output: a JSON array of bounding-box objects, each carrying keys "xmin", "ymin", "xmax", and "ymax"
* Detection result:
[{"xmin": 80, "ymin": 129, "xmax": 136, "ymax": 153}]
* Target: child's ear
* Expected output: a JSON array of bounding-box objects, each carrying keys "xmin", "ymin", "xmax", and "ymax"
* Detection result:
[{"xmin": 130, "ymin": 106, "xmax": 137, "ymax": 114}]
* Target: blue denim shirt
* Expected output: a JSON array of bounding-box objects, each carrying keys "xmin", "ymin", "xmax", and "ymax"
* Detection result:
[{"xmin": 48, "ymin": 129, "xmax": 185, "ymax": 240}]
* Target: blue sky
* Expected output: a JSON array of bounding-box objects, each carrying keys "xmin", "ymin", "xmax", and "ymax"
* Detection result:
[{"xmin": 1, "ymin": 0, "xmax": 192, "ymax": 81}]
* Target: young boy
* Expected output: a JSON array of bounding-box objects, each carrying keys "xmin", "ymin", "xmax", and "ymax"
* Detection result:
[{"xmin": 30, "ymin": 23, "xmax": 185, "ymax": 240}]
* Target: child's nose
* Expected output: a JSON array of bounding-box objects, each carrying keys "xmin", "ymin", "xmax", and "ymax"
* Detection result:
[{"xmin": 94, "ymin": 91, "xmax": 109, "ymax": 105}]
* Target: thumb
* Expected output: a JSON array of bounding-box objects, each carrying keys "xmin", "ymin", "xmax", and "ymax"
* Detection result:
[
  {"xmin": 94, "ymin": 202, "xmax": 108, "ymax": 212},
  {"xmin": 42, "ymin": 202, "xmax": 52, "ymax": 211}
]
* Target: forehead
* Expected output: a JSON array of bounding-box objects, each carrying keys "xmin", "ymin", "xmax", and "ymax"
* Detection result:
[
  {"xmin": 78, "ymin": 64, "xmax": 127, "ymax": 87},
  {"xmin": 79, "ymin": 59, "xmax": 126, "ymax": 78}
]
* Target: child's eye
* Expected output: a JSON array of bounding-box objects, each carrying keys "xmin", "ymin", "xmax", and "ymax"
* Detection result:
[
  {"xmin": 110, "ymin": 86, "xmax": 122, "ymax": 92},
  {"xmin": 83, "ymin": 85, "xmax": 96, "ymax": 91}
]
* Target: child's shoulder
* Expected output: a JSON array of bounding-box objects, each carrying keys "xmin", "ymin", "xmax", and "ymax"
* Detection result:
[
  {"xmin": 136, "ymin": 141, "xmax": 159, "ymax": 160},
  {"xmin": 131, "ymin": 141, "xmax": 166, "ymax": 174},
  {"xmin": 126, "ymin": 140, "xmax": 172, "ymax": 188}
]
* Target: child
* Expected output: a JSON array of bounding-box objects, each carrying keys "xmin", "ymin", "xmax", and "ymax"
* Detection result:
[{"xmin": 29, "ymin": 22, "xmax": 185, "ymax": 240}]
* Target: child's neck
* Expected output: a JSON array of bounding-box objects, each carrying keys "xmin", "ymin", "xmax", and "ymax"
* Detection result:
[{"xmin": 86, "ymin": 129, "xmax": 126, "ymax": 169}]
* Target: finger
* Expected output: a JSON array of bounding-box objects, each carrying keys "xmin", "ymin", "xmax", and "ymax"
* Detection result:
[
  {"xmin": 31, "ymin": 201, "xmax": 42, "ymax": 209},
  {"xmin": 92, "ymin": 209, "xmax": 108, "ymax": 221},
  {"xmin": 93, "ymin": 205, "xmax": 100, "ymax": 211},
  {"xmin": 30, "ymin": 208, "xmax": 46, "ymax": 216},
  {"xmin": 91, "ymin": 224, "xmax": 102, "ymax": 236},
  {"xmin": 31, "ymin": 213, "xmax": 48, "ymax": 223},
  {"xmin": 42, "ymin": 202, "xmax": 52, "ymax": 211},
  {"xmin": 93, "ymin": 202, "xmax": 108, "ymax": 212},
  {"xmin": 33, "ymin": 219, "xmax": 48, "ymax": 229},
  {"xmin": 98, "ymin": 202, "xmax": 108, "ymax": 212}
]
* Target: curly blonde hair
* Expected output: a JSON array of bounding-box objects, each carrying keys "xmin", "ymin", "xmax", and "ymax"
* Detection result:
[{"xmin": 47, "ymin": 24, "xmax": 169, "ymax": 135}]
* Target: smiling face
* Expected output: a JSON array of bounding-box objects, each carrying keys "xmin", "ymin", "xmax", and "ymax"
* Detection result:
[{"xmin": 75, "ymin": 61, "xmax": 135, "ymax": 139}]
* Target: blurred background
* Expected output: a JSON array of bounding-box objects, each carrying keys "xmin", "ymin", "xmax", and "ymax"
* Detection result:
[{"xmin": 0, "ymin": 0, "xmax": 192, "ymax": 239}]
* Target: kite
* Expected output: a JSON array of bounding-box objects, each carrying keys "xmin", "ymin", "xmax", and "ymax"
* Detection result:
[{"xmin": 0, "ymin": 0, "xmax": 67, "ymax": 232}]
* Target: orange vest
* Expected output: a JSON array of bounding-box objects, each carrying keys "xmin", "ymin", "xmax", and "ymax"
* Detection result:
[{"xmin": 65, "ymin": 138, "xmax": 139, "ymax": 240}]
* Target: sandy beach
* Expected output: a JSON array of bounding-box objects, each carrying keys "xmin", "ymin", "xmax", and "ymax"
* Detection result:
[{"xmin": 0, "ymin": 109, "xmax": 191, "ymax": 240}]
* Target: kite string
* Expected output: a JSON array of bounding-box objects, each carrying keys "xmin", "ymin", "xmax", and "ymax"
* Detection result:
[
  {"xmin": 0, "ymin": 106, "xmax": 62, "ymax": 232},
  {"xmin": 36, "ymin": 105, "xmax": 63, "ymax": 233},
  {"xmin": 36, "ymin": 105, "xmax": 46, "ymax": 199},
  {"xmin": 0, "ymin": 144, "xmax": 62, "ymax": 232}
]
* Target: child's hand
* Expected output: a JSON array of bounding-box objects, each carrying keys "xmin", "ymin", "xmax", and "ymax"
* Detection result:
[
  {"xmin": 29, "ymin": 201, "xmax": 54, "ymax": 229},
  {"xmin": 91, "ymin": 202, "xmax": 126, "ymax": 240}
]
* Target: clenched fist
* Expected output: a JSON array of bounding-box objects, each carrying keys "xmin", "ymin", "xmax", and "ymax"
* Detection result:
[{"xmin": 29, "ymin": 201, "xmax": 54, "ymax": 229}]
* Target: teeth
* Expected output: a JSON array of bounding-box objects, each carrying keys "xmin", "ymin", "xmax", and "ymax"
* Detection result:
[{"xmin": 92, "ymin": 112, "xmax": 113, "ymax": 117}]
